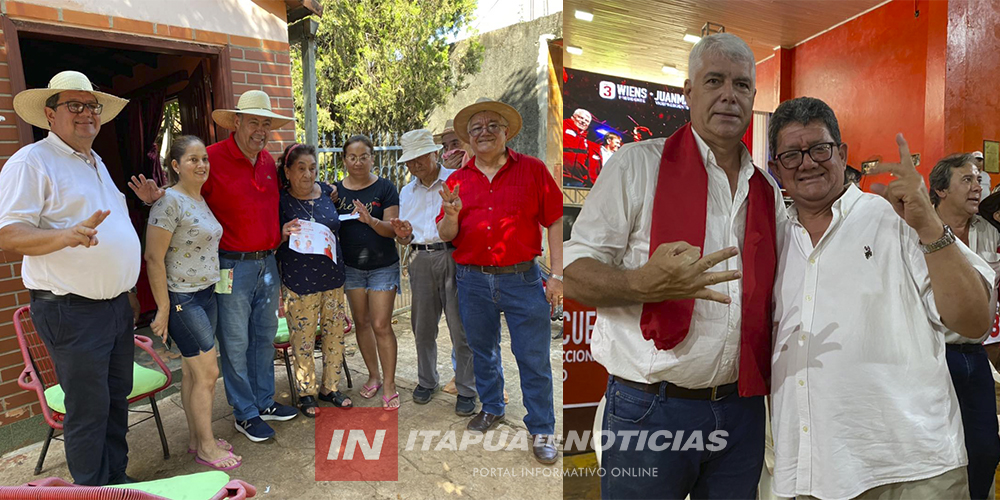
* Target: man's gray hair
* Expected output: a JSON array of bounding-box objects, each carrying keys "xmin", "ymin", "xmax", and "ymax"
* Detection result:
[
  {"xmin": 573, "ymin": 108, "xmax": 591, "ymax": 120},
  {"xmin": 929, "ymin": 152, "xmax": 976, "ymax": 207},
  {"xmin": 768, "ymin": 97, "xmax": 842, "ymax": 157},
  {"xmin": 688, "ymin": 33, "xmax": 756, "ymax": 83}
]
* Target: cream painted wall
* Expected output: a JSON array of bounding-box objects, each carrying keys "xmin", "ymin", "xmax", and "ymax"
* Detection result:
[{"xmin": 10, "ymin": 0, "xmax": 289, "ymax": 42}]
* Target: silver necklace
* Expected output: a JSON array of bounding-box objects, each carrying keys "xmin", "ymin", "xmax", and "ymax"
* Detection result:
[{"xmin": 291, "ymin": 186, "xmax": 318, "ymax": 222}]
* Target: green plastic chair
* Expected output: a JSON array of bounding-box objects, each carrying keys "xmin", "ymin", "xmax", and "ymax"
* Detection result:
[{"xmin": 13, "ymin": 306, "xmax": 173, "ymax": 475}]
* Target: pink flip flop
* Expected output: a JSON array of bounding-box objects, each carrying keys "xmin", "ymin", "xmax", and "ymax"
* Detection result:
[
  {"xmin": 360, "ymin": 382, "xmax": 382, "ymax": 399},
  {"xmin": 194, "ymin": 450, "xmax": 242, "ymax": 471},
  {"xmin": 187, "ymin": 438, "xmax": 233, "ymax": 455},
  {"xmin": 382, "ymin": 392, "xmax": 399, "ymax": 411}
]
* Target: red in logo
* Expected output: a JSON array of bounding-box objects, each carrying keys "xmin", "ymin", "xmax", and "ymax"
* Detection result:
[{"xmin": 315, "ymin": 407, "xmax": 398, "ymax": 481}]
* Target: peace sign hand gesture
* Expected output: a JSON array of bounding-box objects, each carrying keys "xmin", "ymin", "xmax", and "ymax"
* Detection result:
[
  {"xmin": 439, "ymin": 184, "xmax": 462, "ymax": 219},
  {"xmin": 869, "ymin": 133, "xmax": 944, "ymax": 242}
]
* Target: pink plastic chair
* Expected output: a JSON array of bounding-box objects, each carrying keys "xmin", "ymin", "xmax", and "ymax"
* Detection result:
[{"xmin": 0, "ymin": 476, "xmax": 256, "ymax": 499}]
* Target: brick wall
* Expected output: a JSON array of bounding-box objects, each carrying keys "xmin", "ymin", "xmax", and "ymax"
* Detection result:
[{"xmin": 0, "ymin": 0, "xmax": 295, "ymax": 432}]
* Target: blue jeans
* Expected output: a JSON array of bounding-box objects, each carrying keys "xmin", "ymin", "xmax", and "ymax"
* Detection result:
[
  {"xmin": 216, "ymin": 255, "xmax": 280, "ymax": 421},
  {"xmin": 344, "ymin": 262, "xmax": 400, "ymax": 292},
  {"xmin": 168, "ymin": 287, "xmax": 217, "ymax": 358},
  {"xmin": 600, "ymin": 376, "xmax": 765, "ymax": 499},
  {"xmin": 455, "ymin": 262, "xmax": 554, "ymax": 434},
  {"xmin": 946, "ymin": 344, "xmax": 1000, "ymax": 500}
]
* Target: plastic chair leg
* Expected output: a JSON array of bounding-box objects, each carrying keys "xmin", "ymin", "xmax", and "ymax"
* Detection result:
[
  {"xmin": 34, "ymin": 427, "xmax": 54, "ymax": 475},
  {"xmin": 342, "ymin": 353, "xmax": 352, "ymax": 389},
  {"xmin": 283, "ymin": 347, "xmax": 297, "ymax": 406},
  {"xmin": 149, "ymin": 395, "xmax": 170, "ymax": 459}
]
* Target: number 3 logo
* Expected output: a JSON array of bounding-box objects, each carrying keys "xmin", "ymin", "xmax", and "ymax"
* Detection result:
[{"xmin": 598, "ymin": 81, "xmax": 616, "ymax": 100}]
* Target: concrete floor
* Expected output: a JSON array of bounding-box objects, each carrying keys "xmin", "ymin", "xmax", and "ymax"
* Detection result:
[{"xmin": 0, "ymin": 311, "xmax": 564, "ymax": 500}]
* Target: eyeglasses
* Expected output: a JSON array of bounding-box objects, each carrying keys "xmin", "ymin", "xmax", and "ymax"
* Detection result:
[
  {"xmin": 468, "ymin": 123, "xmax": 506, "ymax": 137},
  {"xmin": 775, "ymin": 142, "xmax": 840, "ymax": 169},
  {"xmin": 346, "ymin": 154, "xmax": 372, "ymax": 163},
  {"xmin": 51, "ymin": 101, "xmax": 103, "ymax": 115}
]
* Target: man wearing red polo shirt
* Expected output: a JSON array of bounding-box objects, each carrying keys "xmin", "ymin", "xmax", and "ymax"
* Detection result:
[{"xmin": 436, "ymin": 98, "xmax": 563, "ymax": 464}]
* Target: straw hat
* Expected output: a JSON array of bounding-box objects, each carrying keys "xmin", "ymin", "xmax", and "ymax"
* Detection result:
[
  {"xmin": 434, "ymin": 119, "xmax": 458, "ymax": 144},
  {"xmin": 452, "ymin": 98, "xmax": 522, "ymax": 144},
  {"xmin": 397, "ymin": 129, "xmax": 443, "ymax": 164},
  {"xmin": 13, "ymin": 71, "xmax": 128, "ymax": 130},
  {"xmin": 212, "ymin": 90, "xmax": 294, "ymax": 129}
]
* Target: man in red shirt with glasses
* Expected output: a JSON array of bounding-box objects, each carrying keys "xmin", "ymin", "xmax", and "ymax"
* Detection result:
[{"xmin": 436, "ymin": 98, "xmax": 563, "ymax": 464}]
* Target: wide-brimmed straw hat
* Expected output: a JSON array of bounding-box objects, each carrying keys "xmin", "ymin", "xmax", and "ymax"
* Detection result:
[
  {"xmin": 434, "ymin": 119, "xmax": 458, "ymax": 144},
  {"xmin": 452, "ymin": 98, "xmax": 522, "ymax": 144},
  {"xmin": 212, "ymin": 90, "xmax": 294, "ymax": 130},
  {"xmin": 980, "ymin": 184, "xmax": 1000, "ymax": 233},
  {"xmin": 13, "ymin": 71, "xmax": 128, "ymax": 130},
  {"xmin": 397, "ymin": 129, "xmax": 443, "ymax": 164}
]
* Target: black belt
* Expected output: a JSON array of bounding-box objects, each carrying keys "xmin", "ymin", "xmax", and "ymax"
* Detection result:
[
  {"xmin": 411, "ymin": 242, "xmax": 454, "ymax": 251},
  {"xmin": 219, "ymin": 249, "xmax": 274, "ymax": 261},
  {"xmin": 30, "ymin": 289, "xmax": 123, "ymax": 304},
  {"xmin": 613, "ymin": 376, "xmax": 738, "ymax": 401},
  {"xmin": 946, "ymin": 343, "xmax": 986, "ymax": 354},
  {"xmin": 465, "ymin": 260, "xmax": 534, "ymax": 275}
]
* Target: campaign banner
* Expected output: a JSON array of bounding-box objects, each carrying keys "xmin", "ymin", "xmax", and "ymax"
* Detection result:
[
  {"xmin": 563, "ymin": 67, "xmax": 691, "ymax": 188},
  {"xmin": 563, "ymin": 298, "xmax": 607, "ymax": 408}
]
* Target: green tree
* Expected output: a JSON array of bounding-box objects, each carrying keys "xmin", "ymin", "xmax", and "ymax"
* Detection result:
[{"xmin": 291, "ymin": 0, "xmax": 483, "ymax": 138}]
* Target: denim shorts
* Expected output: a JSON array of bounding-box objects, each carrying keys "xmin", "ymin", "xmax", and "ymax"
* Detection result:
[
  {"xmin": 167, "ymin": 286, "xmax": 217, "ymax": 357},
  {"xmin": 344, "ymin": 261, "xmax": 400, "ymax": 292}
]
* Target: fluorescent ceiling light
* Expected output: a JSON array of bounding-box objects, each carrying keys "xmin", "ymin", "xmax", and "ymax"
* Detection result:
[
  {"xmin": 683, "ymin": 33, "xmax": 702, "ymax": 44},
  {"xmin": 662, "ymin": 65, "xmax": 681, "ymax": 75},
  {"xmin": 566, "ymin": 45, "xmax": 583, "ymax": 55},
  {"xmin": 575, "ymin": 10, "xmax": 594, "ymax": 22}
]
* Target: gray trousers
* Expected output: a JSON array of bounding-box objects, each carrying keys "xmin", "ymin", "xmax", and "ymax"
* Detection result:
[{"xmin": 409, "ymin": 248, "xmax": 477, "ymax": 397}]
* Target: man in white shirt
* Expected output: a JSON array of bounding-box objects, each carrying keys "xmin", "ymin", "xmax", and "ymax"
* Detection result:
[
  {"xmin": 768, "ymin": 96, "xmax": 994, "ymax": 499},
  {"xmin": 929, "ymin": 153, "xmax": 1000, "ymax": 499},
  {"xmin": 565, "ymin": 33, "xmax": 786, "ymax": 499},
  {"xmin": 390, "ymin": 129, "xmax": 477, "ymax": 416},
  {"xmin": 0, "ymin": 71, "xmax": 139, "ymax": 486}
]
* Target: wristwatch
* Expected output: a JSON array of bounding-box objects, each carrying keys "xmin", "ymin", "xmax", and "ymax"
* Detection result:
[
  {"xmin": 550, "ymin": 274, "xmax": 564, "ymax": 281},
  {"xmin": 920, "ymin": 224, "xmax": 956, "ymax": 254}
]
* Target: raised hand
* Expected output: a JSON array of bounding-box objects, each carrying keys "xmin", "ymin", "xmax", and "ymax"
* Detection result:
[
  {"xmin": 352, "ymin": 199, "xmax": 376, "ymax": 226},
  {"xmin": 389, "ymin": 218, "xmax": 413, "ymax": 239},
  {"xmin": 442, "ymin": 149, "xmax": 465, "ymax": 170},
  {"xmin": 439, "ymin": 184, "xmax": 462, "ymax": 218},
  {"xmin": 626, "ymin": 242, "xmax": 742, "ymax": 304},
  {"xmin": 128, "ymin": 174, "xmax": 165, "ymax": 205},
  {"xmin": 868, "ymin": 133, "xmax": 943, "ymax": 241},
  {"xmin": 62, "ymin": 209, "xmax": 110, "ymax": 249}
]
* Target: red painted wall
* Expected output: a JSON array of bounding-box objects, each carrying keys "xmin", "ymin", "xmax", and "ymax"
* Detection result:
[
  {"xmin": 754, "ymin": 55, "xmax": 778, "ymax": 113},
  {"xmin": 945, "ymin": 0, "xmax": 1000, "ymax": 190},
  {"xmin": 791, "ymin": 0, "xmax": 938, "ymax": 187},
  {"xmin": 754, "ymin": 0, "xmax": 954, "ymax": 189}
]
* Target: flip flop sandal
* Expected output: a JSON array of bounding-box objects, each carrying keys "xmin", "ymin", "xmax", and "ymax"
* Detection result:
[
  {"xmin": 299, "ymin": 395, "xmax": 319, "ymax": 418},
  {"xmin": 382, "ymin": 392, "xmax": 400, "ymax": 411},
  {"xmin": 194, "ymin": 450, "xmax": 242, "ymax": 471},
  {"xmin": 360, "ymin": 382, "xmax": 382, "ymax": 399},
  {"xmin": 187, "ymin": 438, "xmax": 234, "ymax": 455},
  {"xmin": 319, "ymin": 390, "xmax": 354, "ymax": 408}
]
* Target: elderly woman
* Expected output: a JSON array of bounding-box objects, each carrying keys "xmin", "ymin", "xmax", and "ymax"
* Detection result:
[
  {"xmin": 145, "ymin": 135, "xmax": 240, "ymax": 470},
  {"xmin": 277, "ymin": 143, "xmax": 351, "ymax": 417},
  {"xmin": 336, "ymin": 134, "xmax": 402, "ymax": 410}
]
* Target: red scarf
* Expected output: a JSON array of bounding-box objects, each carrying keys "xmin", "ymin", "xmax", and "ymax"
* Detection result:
[{"xmin": 639, "ymin": 123, "xmax": 777, "ymax": 397}]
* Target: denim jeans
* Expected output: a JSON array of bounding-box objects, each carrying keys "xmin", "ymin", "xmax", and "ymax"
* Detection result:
[
  {"xmin": 30, "ymin": 293, "xmax": 133, "ymax": 486},
  {"xmin": 946, "ymin": 344, "xmax": 1000, "ymax": 500},
  {"xmin": 455, "ymin": 262, "xmax": 554, "ymax": 435},
  {"xmin": 216, "ymin": 255, "xmax": 280, "ymax": 421},
  {"xmin": 167, "ymin": 286, "xmax": 217, "ymax": 358},
  {"xmin": 600, "ymin": 376, "xmax": 765, "ymax": 500}
]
